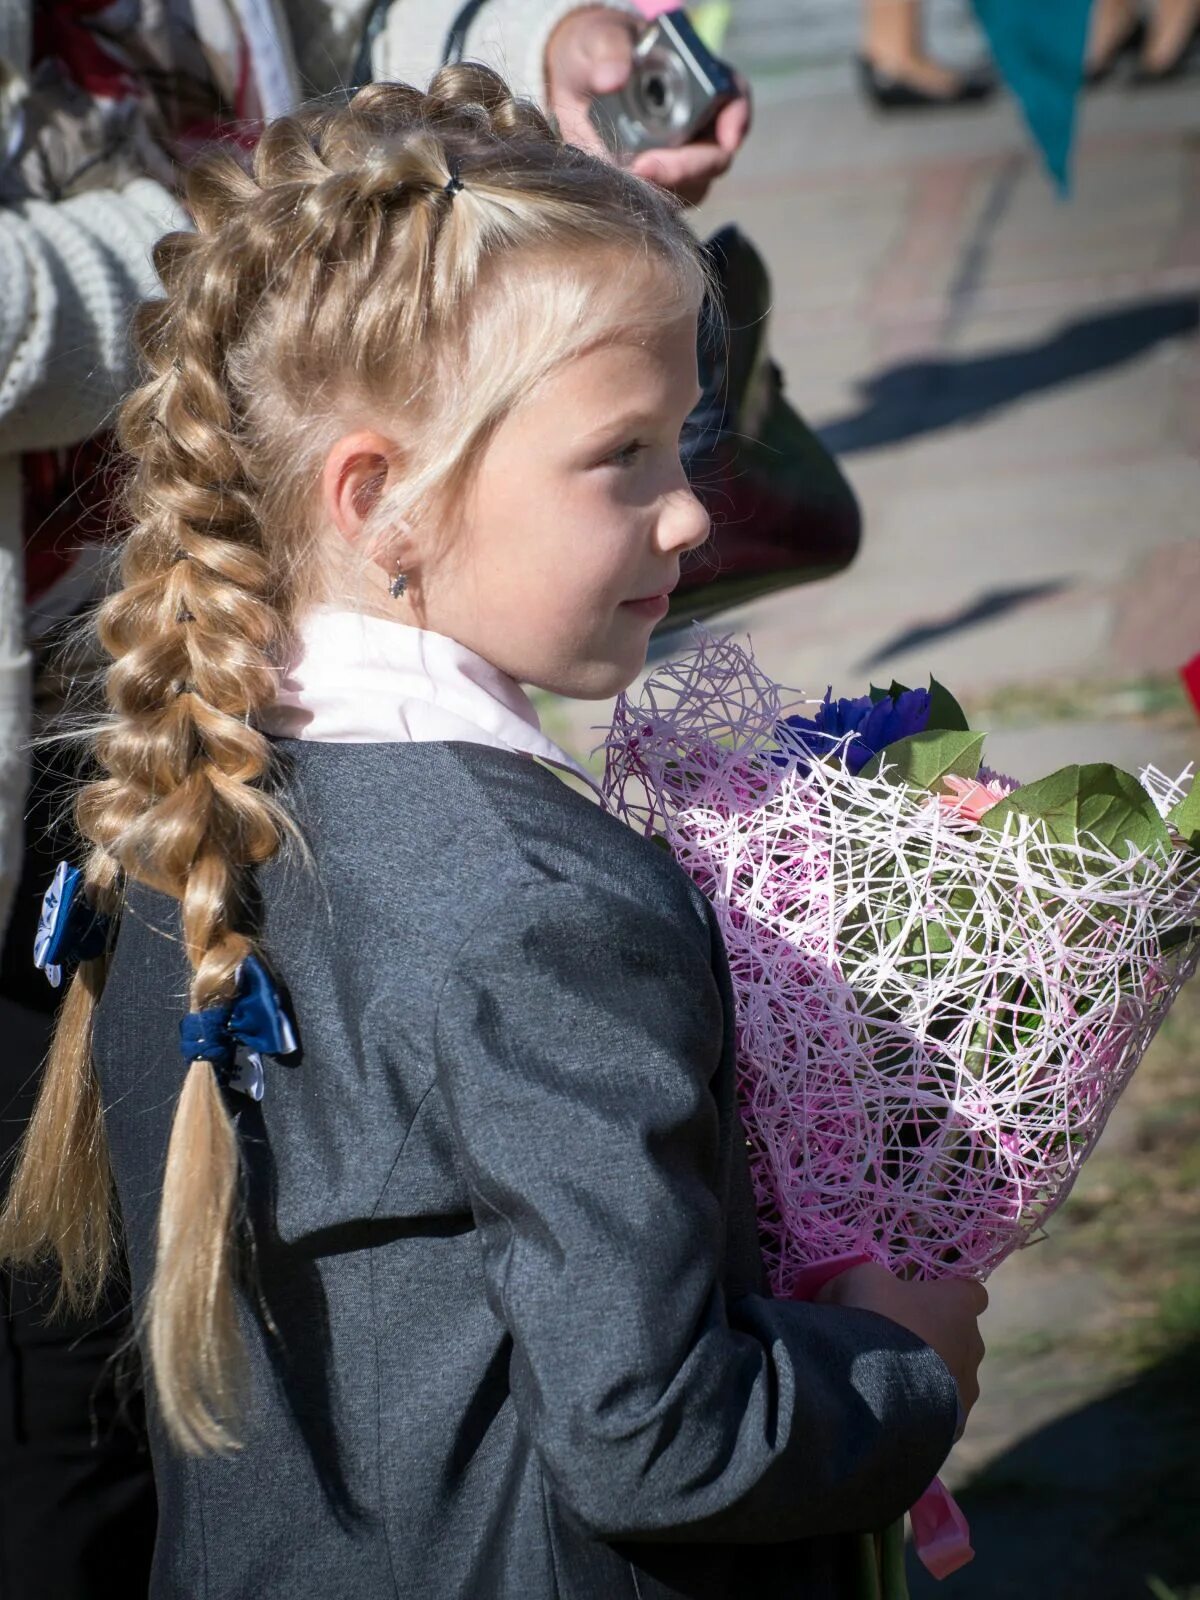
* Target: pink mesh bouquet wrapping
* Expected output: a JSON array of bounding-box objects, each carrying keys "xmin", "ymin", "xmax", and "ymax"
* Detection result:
[{"xmin": 602, "ymin": 634, "xmax": 1200, "ymax": 1298}]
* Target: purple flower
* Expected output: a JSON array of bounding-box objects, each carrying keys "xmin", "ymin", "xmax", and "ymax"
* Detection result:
[{"xmin": 774, "ymin": 687, "xmax": 932, "ymax": 775}]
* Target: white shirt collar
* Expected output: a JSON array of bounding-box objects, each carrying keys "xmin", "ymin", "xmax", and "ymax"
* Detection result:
[{"xmin": 262, "ymin": 608, "xmax": 599, "ymax": 793}]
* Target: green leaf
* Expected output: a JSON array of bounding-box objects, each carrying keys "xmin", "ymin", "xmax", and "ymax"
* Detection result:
[
  {"xmin": 926, "ymin": 676, "xmax": 970, "ymax": 733},
  {"xmin": 858, "ymin": 729, "xmax": 985, "ymax": 789},
  {"xmin": 887, "ymin": 679, "xmax": 912, "ymax": 701},
  {"xmin": 982, "ymin": 763, "xmax": 1171, "ymax": 858},
  {"xmin": 1168, "ymin": 775, "xmax": 1200, "ymax": 849},
  {"xmin": 868, "ymin": 684, "xmax": 890, "ymax": 704}
]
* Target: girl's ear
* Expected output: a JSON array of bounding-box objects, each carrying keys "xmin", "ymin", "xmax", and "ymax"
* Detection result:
[{"xmin": 321, "ymin": 430, "xmax": 402, "ymax": 547}]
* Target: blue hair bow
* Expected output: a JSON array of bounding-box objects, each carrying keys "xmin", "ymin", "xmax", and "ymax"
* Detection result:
[
  {"xmin": 34, "ymin": 861, "xmax": 112, "ymax": 988},
  {"xmin": 179, "ymin": 954, "xmax": 298, "ymax": 1101}
]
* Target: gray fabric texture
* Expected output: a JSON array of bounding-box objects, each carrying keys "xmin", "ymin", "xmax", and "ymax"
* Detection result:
[{"xmin": 93, "ymin": 739, "xmax": 959, "ymax": 1600}]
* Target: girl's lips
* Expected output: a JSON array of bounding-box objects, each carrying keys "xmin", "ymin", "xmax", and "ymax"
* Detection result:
[
  {"xmin": 621, "ymin": 593, "xmax": 671, "ymax": 620},
  {"xmin": 621, "ymin": 579, "xmax": 677, "ymax": 619}
]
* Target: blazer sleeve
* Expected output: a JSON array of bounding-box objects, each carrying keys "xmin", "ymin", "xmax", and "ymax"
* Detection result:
[{"xmin": 434, "ymin": 874, "xmax": 959, "ymax": 1544}]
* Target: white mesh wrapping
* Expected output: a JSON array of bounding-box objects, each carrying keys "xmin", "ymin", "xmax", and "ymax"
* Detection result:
[{"xmin": 602, "ymin": 636, "xmax": 1200, "ymax": 1292}]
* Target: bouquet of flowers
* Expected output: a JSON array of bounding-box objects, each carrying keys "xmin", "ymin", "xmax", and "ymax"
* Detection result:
[{"xmin": 602, "ymin": 633, "xmax": 1200, "ymax": 1591}]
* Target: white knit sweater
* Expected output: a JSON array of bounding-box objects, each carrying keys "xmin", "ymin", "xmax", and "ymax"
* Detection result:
[{"xmin": 0, "ymin": 0, "xmax": 636, "ymax": 932}]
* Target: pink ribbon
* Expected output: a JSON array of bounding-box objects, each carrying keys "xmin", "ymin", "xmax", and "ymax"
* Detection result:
[
  {"xmin": 790, "ymin": 1253, "xmax": 975, "ymax": 1580},
  {"xmin": 909, "ymin": 1478, "xmax": 974, "ymax": 1578}
]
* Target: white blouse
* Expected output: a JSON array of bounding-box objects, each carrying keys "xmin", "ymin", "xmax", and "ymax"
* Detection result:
[{"xmin": 262, "ymin": 608, "xmax": 600, "ymax": 793}]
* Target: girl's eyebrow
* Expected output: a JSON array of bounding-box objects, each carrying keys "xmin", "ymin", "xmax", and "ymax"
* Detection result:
[{"xmin": 578, "ymin": 389, "xmax": 705, "ymax": 443}]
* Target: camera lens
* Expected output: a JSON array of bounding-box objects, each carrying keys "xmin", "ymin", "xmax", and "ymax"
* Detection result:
[
  {"xmin": 644, "ymin": 73, "xmax": 668, "ymax": 112},
  {"xmin": 630, "ymin": 49, "xmax": 690, "ymax": 139}
]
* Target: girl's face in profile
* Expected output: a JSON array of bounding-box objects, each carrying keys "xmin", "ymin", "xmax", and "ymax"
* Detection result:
[{"xmin": 428, "ymin": 303, "xmax": 711, "ymax": 700}]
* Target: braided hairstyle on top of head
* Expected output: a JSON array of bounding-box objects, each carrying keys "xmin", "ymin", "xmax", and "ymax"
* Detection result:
[{"xmin": 0, "ymin": 65, "xmax": 706, "ymax": 1455}]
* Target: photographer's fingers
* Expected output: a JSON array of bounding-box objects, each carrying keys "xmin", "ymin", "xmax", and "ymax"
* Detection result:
[
  {"xmin": 630, "ymin": 140, "xmax": 733, "ymax": 205},
  {"xmin": 545, "ymin": 7, "xmax": 637, "ymax": 151},
  {"xmin": 714, "ymin": 73, "xmax": 753, "ymax": 153},
  {"xmin": 639, "ymin": 74, "xmax": 752, "ymax": 203}
]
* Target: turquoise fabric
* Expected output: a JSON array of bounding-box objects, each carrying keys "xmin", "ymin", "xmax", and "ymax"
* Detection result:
[{"xmin": 972, "ymin": 0, "xmax": 1094, "ymax": 190}]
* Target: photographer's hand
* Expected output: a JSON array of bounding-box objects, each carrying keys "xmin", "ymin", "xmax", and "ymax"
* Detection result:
[
  {"xmin": 545, "ymin": 8, "xmax": 639, "ymax": 155},
  {"xmin": 544, "ymin": 9, "xmax": 752, "ymax": 207},
  {"xmin": 630, "ymin": 74, "xmax": 752, "ymax": 205}
]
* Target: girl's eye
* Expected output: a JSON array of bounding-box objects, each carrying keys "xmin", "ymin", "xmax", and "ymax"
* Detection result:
[{"xmin": 606, "ymin": 440, "xmax": 645, "ymax": 467}]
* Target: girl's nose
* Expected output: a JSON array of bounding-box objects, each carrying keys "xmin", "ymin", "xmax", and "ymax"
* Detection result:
[{"xmin": 660, "ymin": 484, "xmax": 711, "ymax": 555}]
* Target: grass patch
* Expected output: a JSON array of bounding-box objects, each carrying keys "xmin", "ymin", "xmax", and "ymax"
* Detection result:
[
  {"xmin": 1157, "ymin": 1278, "xmax": 1200, "ymax": 1343},
  {"xmin": 962, "ymin": 674, "xmax": 1192, "ymax": 730},
  {"xmin": 1052, "ymin": 980, "xmax": 1200, "ymax": 1366},
  {"xmin": 985, "ymin": 1327, "xmax": 1064, "ymax": 1362}
]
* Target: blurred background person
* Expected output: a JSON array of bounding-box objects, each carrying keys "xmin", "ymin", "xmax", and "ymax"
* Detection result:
[
  {"xmin": 858, "ymin": 0, "xmax": 995, "ymax": 108},
  {"xmin": 1087, "ymin": 0, "xmax": 1200, "ymax": 80}
]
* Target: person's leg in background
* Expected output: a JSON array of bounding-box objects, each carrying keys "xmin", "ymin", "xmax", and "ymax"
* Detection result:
[
  {"xmin": 1087, "ymin": 0, "xmax": 1200, "ymax": 80},
  {"xmin": 858, "ymin": 0, "xmax": 996, "ymax": 107},
  {"xmin": 1138, "ymin": 0, "xmax": 1200, "ymax": 76}
]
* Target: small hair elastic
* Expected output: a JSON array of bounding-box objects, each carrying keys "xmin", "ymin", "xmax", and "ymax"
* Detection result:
[
  {"xmin": 34, "ymin": 862, "xmax": 112, "ymax": 988},
  {"xmin": 179, "ymin": 953, "xmax": 298, "ymax": 1102},
  {"xmin": 443, "ymin": 166, "xmax": 464, "ymax": 200}
]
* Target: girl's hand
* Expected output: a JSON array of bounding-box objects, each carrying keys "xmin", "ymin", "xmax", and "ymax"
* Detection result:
[
  {"xmin": 816, "ymin": 1263, "xmax": 987, "ymax": 1422},
  {"xmin": 544, "ymin": 8, "xmax": 752, "ymax": 206}
]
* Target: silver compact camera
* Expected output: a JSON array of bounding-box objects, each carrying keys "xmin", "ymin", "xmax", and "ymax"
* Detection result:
[{"xmin": 588, "ymin": 11, "xmax": 738, "ymax": 157}]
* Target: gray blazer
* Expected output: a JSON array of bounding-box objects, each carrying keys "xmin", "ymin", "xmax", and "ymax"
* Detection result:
[{"xmin": 94, "ymin": 740, "xmax": 958, "ymax": 1600}]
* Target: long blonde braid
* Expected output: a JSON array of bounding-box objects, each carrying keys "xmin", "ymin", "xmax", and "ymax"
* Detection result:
[{"xmin": 0, "ymin": 67, "xmax": 706, "ymax": 1454}]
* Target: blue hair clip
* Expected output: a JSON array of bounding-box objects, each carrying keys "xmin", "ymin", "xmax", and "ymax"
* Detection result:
[
  {"xmin": 34, "ymin": 862, "xmax": 112, "ymax": 988},
  {"xmin": 179, "ymin": 954, "xmax": 298, "ymax": 1101}
]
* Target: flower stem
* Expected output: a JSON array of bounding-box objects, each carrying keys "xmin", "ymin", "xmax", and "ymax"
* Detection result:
[
  {"xmin": 880, "ymin": 1517, "xmax": 912, "ymax": 1600},
  {"xmin": 851, "ymin": 1532, "xmax": 883, "ymax": 1600}
]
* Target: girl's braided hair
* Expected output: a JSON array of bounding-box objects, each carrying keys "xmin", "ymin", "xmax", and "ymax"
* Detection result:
[{"xmin": 0, "ymin": 65, "xmax": 705, "ymax": 1454}]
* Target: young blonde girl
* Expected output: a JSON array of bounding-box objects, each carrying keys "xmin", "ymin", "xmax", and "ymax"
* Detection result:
[{"xmin": 1, "ymin": 67, "xmax": 983, "ymax": 1599}]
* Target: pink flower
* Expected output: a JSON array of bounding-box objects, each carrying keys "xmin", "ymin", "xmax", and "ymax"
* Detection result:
[{"xmin": 939, "ymin": 773, "xmax": 1015, "ymax": 823}]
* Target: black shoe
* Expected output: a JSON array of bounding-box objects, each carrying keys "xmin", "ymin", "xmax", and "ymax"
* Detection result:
[
  {"xmin": 856, "ymin": 55, "xmax": 996, "ymax": 111},
  {"xmin": 1130, "ymin": 11, "xmax": 1200, "ymax": 82},
  {"xmin": 1085, "ymin": 12, "xmax": 1148, "ymax": 84}
]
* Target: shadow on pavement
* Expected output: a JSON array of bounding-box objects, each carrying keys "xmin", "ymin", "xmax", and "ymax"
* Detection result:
[
  {"xmin": 910, "ymin": 1339, "xmax": 1200, "ymax": 1600},
  {"xmin": 855, "ymin": 579, "xmax": 1070, "ymax": 672},
  {"xmin": 819, "ymin": 297, "xmax": 1200, "ymax": 457}
]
